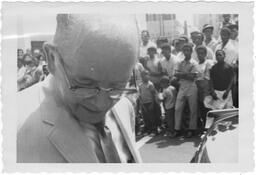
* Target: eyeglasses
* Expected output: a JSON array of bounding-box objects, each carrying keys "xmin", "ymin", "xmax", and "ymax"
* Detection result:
[{"xmin": 57, "ymin": 54, "xmax": 137, "ymax": 99}]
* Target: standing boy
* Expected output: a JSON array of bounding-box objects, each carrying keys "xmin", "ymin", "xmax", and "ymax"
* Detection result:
[
  {"xmin": 195, "ymin": 46, "xmax": 214, "ymax": 130},
  {"xmin": 160, "ymin": 76, "xmax": 177, "ymax": 138},
  {"xmin": 139, "ymin": 70, "xmax": 158, "ymax": 136},
  {"xmin": 160, "ymin": 43, "xmax": 178, "ymax": 81}
]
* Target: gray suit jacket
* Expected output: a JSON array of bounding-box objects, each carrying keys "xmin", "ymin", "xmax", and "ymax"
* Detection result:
[{"xmin": 17, "ymin": 76, "xmax": 142, "ymax": 163}]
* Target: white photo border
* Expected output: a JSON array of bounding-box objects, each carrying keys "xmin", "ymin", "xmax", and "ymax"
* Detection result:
[{"xmin": 1, "ymin": 1, "xmax": 254, "ymax": 172}]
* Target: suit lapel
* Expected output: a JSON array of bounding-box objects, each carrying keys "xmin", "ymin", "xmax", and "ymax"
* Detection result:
[
  {"xmin": 39, "ymin": 81, "xmax": 99, "ymax": 163},
  {"xmin": 47, "ymin": 112, "xmax": 99, "ymax": 163},
  {"xmin": 111, "ymin": 98, "xmax": 142, "ymax": 163}
]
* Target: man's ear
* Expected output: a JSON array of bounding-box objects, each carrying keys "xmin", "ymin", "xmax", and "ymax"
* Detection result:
[{"xmin": 43, "ymin": 43, "xmax": 58, "ymax": 75}]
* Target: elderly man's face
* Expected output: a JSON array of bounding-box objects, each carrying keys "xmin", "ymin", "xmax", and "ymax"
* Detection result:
[
  {"xmin": 51, "ymin": 15, "xmax": 138, "ymax": 124},
  {"xmin": 56, "ymin": 43, "xmax": 135, "ymax": 123}
]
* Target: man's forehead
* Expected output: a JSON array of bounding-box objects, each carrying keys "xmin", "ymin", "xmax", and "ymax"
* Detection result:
[{"xmin": 54, "ymin": 14, "xmax": 139, "ymax": 64}]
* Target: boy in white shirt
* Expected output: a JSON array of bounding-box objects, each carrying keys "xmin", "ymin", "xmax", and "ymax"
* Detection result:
[
  {"xmin": 195, "ymin": 46, "xmax": 214, "ymax": 130},
  {"xmin": 160, "ymin": 76, "xmax": 177, "ymax": 138}
]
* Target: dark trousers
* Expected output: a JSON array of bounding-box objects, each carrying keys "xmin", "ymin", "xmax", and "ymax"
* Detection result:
[
  {"xmin": 141, "ymin": 102, "xmax": 157, "ymax": 132},
  {"xmin": 232, "ymin": 83, "xmax": 238, "ymax": 108},
  {"xmin": 198, "ymin": 101, "xmax": 209, "ymax": 129},
  {"xmin": 165, "ymin": 107, "xmax": 175, "ymax": 132},
  {"xmin": 196, "ymin": 80, "xmax": 210, "ymax": 129}
]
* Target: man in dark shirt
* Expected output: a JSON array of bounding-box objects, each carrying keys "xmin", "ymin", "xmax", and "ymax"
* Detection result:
[{"xmin": 209, "ymin": 50, "xmax": 234, "ymax": 109}]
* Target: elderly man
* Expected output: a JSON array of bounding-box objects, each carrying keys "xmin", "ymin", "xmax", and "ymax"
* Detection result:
[{"xmin": 17, "ymin": 14, "xmax": 142, "ymax": 163}]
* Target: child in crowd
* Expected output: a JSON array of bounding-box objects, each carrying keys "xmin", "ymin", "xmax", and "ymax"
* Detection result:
[
  {"xmin": 160, "ymin": 76, "xmax": 177, "ymax": 138},
  {"xmin": 195, "ymin": 46, "xmax": 214, "ymax": 131},
  {"xmin": 139, "ymin": 70, "xmax": 159, "ymax": 136}
]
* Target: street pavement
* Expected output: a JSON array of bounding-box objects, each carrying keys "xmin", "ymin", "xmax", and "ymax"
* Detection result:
[{"xmin": 136, "ymin": 133, "xmax": 201, "ymax": 163}]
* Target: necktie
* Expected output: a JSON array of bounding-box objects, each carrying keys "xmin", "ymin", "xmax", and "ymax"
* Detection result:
[{"xmin": 95, "ymin": 124, "xmax": 121, "ymax": 163}]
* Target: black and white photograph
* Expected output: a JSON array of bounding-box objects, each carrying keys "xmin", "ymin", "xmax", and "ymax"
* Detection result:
[{"xmin": 1, "ymin": 1, "xmax": 254, "ymax": 172}]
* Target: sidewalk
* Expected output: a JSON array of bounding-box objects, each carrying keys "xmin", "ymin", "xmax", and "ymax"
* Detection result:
[{"xmin": 137, "ymin": 133, "xmax": 201, "ymax": 163}]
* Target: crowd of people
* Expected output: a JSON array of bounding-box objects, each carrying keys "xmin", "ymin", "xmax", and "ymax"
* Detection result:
[
  {"xmin": 130, "ymin": 14, "xmax": 239, "ymax": 139},
  {"xmin": 17, "ymin": 14, "xmax": 239, "ymax": 140},
  {"xmin": 17, "ymin": 48, "xmax": 49, "ymax": 91}
]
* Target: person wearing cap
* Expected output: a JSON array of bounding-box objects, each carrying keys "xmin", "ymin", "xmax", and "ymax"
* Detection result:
[
  {"xmin": 195, "ymin": 46, "xmax": 214, "ymax": 130},
  {"xmin": 17, "ymin": 14, "xmax": 142, "ymax": 163},
  {"xmin": 160, "ymin": 43, "xmax": 178, "ymax": 81},
  {"xmin": 215, "ymin": 27, "xmax": 238, "ymax": 66},
  {"xmin": 191, "ymin": 32, "xmax": 214, "ymax": 62},
  {"xmin": 202, "ymin": 24, "xmax": 218, "ymax": 52},
  {"xmin": 174, "ymin": 43, "xmax": 198, "ymax": 138},
  {"xmin": 190, "ymin": 30, "xmax": 200, "ymax": 44},
  {"xmin": 139, "ymin": 30, "xmax": 157, "ymax": 63},
  {"xmin": 175, "ymin": 36, "xmax": 189, "ymax": 61}
]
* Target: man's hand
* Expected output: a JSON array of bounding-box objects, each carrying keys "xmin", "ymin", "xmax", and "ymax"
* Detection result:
[
  {"xmin": 211, "ymin": 92, "xmax": 218, "ymax": 100},
  {"xmin": 222, "ymin": 91, "xmax": 229, "ymax": 100}
]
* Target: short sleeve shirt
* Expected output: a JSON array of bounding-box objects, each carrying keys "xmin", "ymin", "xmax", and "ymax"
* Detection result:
[
  {"xmin": 196, "ymin": 59, "xmax": 215, "ymax": 80},
  {"xmin": 176, "ymin": 59, "xmax": 198, "ymax": 85}
]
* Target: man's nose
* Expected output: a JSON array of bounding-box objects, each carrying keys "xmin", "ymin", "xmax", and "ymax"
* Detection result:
[{"xmin": 92, "ymin": 91, "xmax": 114, "ymax": 111}]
